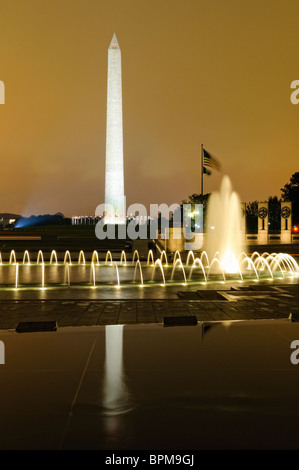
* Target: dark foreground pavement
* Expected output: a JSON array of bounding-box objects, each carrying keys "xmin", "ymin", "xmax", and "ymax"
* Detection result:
[
  {"xmin": 0, "ymin": 282, "xmax": 298, "ymax": 329},
  {"xmin": 1, "ymin": 320, "xmax": 299, "ymax": 450}
]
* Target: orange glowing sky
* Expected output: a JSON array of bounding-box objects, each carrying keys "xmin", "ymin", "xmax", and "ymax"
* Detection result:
[{"xmin": 0, "ymin": 0, "xmax": 298, "ymax": 216}]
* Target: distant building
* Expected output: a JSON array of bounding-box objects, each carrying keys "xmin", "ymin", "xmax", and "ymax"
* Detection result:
[
  {"xmin": 72, "ymin": 216, "xmax": 101, "ymax": 225},
  {"xmin": 0, "ymin": 213, "xmax": 20, "ymax": 229}
]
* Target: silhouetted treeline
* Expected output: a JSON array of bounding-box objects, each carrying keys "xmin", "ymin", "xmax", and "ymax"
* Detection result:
[{"xmin": 15, "ymin": 213, "xmax": 71, "ymax": 228}]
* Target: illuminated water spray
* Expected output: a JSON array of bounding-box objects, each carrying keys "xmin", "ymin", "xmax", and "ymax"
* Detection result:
[
  {"xmin": 0, "ymin": 247, "xmax": 297, "ymax": 290},
  {"xmin": 206, "ymin": 175, "xmax": 244, "ymax": 274}
]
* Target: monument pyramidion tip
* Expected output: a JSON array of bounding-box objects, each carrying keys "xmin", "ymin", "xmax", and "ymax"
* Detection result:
[{"xmin": 109, "ymin": 33, "xmax": 120, "ymax": 49}]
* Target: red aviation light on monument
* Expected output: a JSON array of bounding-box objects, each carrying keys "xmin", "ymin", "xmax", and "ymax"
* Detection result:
[{"xmin": 109, "ymin": 33, "xmax": 120, "ymax": 50}]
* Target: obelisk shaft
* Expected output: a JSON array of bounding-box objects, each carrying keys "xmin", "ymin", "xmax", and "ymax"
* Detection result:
[{"xmin": 105, "ymin": 34, "xmax": 125, "ymax": 223}]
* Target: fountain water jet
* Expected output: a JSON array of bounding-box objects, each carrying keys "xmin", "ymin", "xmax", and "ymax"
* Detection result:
[
  {"xmin": 159, "ymin": 250, "xmax": 168, "ymax": 266},
  {"xmin": 0, "ymin": 246, "xmax": 297, "ymax": 290},
  {"xmin": 151, "ymin": 259, "xmax": 166, "ymax": 285},
  {"xmin": 200, "ymin": 251, "xmax": 209, "ymax": 268},
  {"xmin": 276, "ymin": 253, "xmax": 299, "ymax": 274},
  {"xmin": 207, "ymin": 258, "xmax": 226, "ymax": 282},
  {"xmin": 206, "ymin": 175, "xmax": 244, "ymax": 274},
  {"xmin": 91, "ymin": 250, "xmax": 100, "ymax": 265},
  {"xmin": 120, "ymin": 250, "xmax": 127, "ymax": 265},
  {"xmin": 23, "ymin": 250, "xmax": 30, "ymax": 265},
  {"xmin": 105, "ymin": 251, "xmax": 113, "ymax": 265},
  {"xmin": 78, "ymin": 250, "xmax": 86, "ymax": 265},
  {"xmin": 133, "ymin": 260, "xmax": 144, "ymax": 285},
  {"xmin": 239, "ymin": 256, "xmax": 259, "ymax": 280},
  {"xmin": 50, "ymin": 250, "xmax": 58, "ymax": 265},
  {"xmin": 186, "ymin": 251, "xmax": 195, "ymax": 267},
  {"xmin": 9, "ymin": 250, "xmax": 17, "ymax": 265},
  {"xmin": 267, "ymin": 255, "xmax": 284, "ymax": 277},
  {"xmin": 147, "ymin": 250, "xmax": 154, "ymax": 266},
  {"xmin": 41, "ymin": 262, "xmax": 45, "ymax": 289},
  {"xmin": 64, "ymin": 250, "xmax": 72, "ymax": 265},
  {"xmin": 90, "ymin": 262, "xmax": 96, "ymax": 287},
  {"xmin": 254, "ymin": 256, "xmax": 273, "ymax": 278},
  {"xmin": 173, "ymin": 250, "xmax": 181, "ymax": 265},
  {"xmin": 111, "ymin": 262, "xmax": 120, "ymax": 286},
  {"xmin": 37, "ymin": 250, "xmax": 44, "ymax": 264},
  {"xmin": 15, "ymin": 263, "xmax": 19, "ymax": 289},
  {"xmin": 171, "ymin": 259, "xmax": 187, "ymax": 284},
  {"xmin": 132, "ymin": 250, "xmax": 139, "ymax": 265},
  {"xmin": 189, "ymin": 258, "xmax": 207, "ymax": 283},
  {"xmin": 64, "ymin": 263, "xmax": 71, "ymax": 287}
]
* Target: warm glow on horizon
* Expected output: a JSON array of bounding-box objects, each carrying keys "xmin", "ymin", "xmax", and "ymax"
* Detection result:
[{"xmin": 0, "ymin": 0, "xmax": 298, "ymax": 216}]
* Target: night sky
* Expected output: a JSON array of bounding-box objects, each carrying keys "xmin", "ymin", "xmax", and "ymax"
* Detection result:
[{"xmin": 0, "ymin": 0, "xmax": 298, "ymax": 217}]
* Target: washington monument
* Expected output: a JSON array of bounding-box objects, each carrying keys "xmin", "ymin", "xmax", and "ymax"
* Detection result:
[{"xmin": 104, "ymin": 33, "xmax": 125, "ymax": 223}]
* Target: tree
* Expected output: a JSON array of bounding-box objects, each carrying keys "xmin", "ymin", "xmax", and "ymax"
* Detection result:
[
  {"xmin": 181, "ymin": 193, "xmax": 210, "ymax": 230},
  {"xmin": 246, "ymin": 200, "xmax": 258, "ymax": 233},
  {"xmin": 281, "ymin": 172, "xmax": 299, "ymax": 225},
  {"xmin": 246, "ymin": 201, "xmax": 258, "ymax": 217},
  {"xmin": 181, "ymin": 193, "xmax": 210, "ymax": 210}
]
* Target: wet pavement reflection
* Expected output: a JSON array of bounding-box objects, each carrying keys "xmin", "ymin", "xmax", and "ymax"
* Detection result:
[{"xmin": 1, "ymin": 319, "xmax": 299, "ymax": 449}]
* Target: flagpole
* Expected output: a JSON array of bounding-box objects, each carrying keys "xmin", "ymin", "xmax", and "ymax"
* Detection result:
[{"xmin": 201, "ymin": 144, "xmax": 204, "ymax": 197}]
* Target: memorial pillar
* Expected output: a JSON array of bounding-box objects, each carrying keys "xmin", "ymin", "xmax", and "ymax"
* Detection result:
[
  {"xmin": 281, "ymin": 201, "xmax": 292, "ymax": 243},
  {"xmin": 258, "ymin": 202, "xmax": 268, "ymax": 244}
]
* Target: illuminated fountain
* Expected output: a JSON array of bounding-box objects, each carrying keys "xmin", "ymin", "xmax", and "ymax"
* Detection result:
[
  {"xmin": 133, "ymin": 260, "xmax": 144, "ymax": 285},
  {"xmin": 9, "ymin": 250, "xmax": 17, "ymax": 265},
  {"xmin": 64, "ymin": 262, "xmax": 71, "ymax": 287},
  {"xmin": 0, "ymin": 247, "xmax": 297, "ymax": 290},
  {"xmin": 147, "ymin": 250, "xmax": 154, "ymax": 266},
  {"xmin": 189, "ymin": 258, "xmax": 207, "ymax": 283},
  {"xmin": 120, "ymin": 250, "xmax": 127, "ymax": 265},
  {"xmin": 23, "ymin": 250, "xmax": 30, "ymax": 265},
  {"xmin": 90, "ymin": 262, "xmax": 96, "ymax": 287},
  {"xmin": 159, "ymin": 250, "xmax": 168, "ymax": 266},
  {"xmin": 78, "ymin": 250, "xmax": 86, "ymax": 265},
  {"xmin": 0, "ymin": 220, "xmax": 298, "ymax": 291},
  {"xmin": 132, "ymin": 250, "xmax": 139, "ymax": 264},
  {"xmin": 50, "ymin": 250, "xmax": 58, "ymax": 265},
  {"xmin": 37, "ymin": 250, "xmax": 44, "ymax": 264},
  {"xmin": 15, "ymin": 263, "xmax": 19, "ymax": 289},
  {"xmin": 111, "ymin": 262, "xmax": 120, "ymax": 287},
  {"xmin": 91, "ymin": 250, "xmax": 100, "ymax": 265},
  {"xmin": 171, "ymin": 259, "xmax": 187, "ymax": 284},
  {"xmin": 64, "ymin": 250, "xmax": 72, "ymax": 265},
  {"xmin": 206, "ymin": 175, "xmax": 243, "ymax": 274},
  {"xmin": 1, "ymin": 172, "xmax": 298, "ymax": 291},
  {"xmin": 41, "ymin": 262, "xmax": 45, "ymax": 289},
  {"xmin": 105, "ymin": 251, "xmax": 113, "ymax": 265},
  {"xmin": 151, "ymin": 259, "xmax": 166, "ymax": 285}
]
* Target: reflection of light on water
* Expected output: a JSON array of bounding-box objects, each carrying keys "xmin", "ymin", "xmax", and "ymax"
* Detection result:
[
  {"xmin": 103, "ymin": 325, "xmax": 130, "ymax": 416},
  {"xmin": 0, "ymin": 248, "xmax": 297, "ymax": 289}
]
